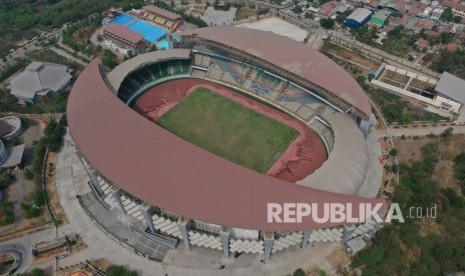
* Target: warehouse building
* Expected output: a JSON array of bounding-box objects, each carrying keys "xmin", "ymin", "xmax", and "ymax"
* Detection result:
[{"xmin": 345, "ymin": 8, "xmax": 372, "ymax": 29}]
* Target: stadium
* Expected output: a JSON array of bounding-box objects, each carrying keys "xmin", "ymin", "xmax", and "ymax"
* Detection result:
[{"xmin": 67, "ymin": 27, "xmax": 384, "ymax": 261}]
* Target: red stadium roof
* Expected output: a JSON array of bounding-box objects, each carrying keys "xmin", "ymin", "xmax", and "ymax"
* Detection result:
[
  {"xmin": 182, "ymin": 27, "xmax": 372, "ymax": 117},
  {"xmin": 67, "ymin": 59, "xmax": 384, "ymax": 231},
  {"xmin": 104, "ymin": 24, "xmax": 144, "ymax": 44}
]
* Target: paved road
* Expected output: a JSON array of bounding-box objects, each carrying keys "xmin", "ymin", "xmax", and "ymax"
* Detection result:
[
  {"xmin": 54, "ymin": 132, "xmax": 166, "ymax": 275},
  {"xmin": 49, "ymin": 47, "xmax": 88, "ymax": 67},
  {"xmin": 0, "ymin": 243, "xmax": 28, "ymax": 274},
  {"xmin": 0, "ymin": 229, "xmax": 56, "ymax": 274},
  {"xmin": 0, "ymin": 29, "xmax": 61, "ymax": 69},
  {"xmin": 379, "ymin": 124, "xmax": 465, "ymax": 137}
]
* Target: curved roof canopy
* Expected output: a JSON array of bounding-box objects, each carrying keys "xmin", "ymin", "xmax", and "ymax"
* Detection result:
[
  {"xmin": 182, "ymin": 27, "xmax": 372, "ymax": 117},
  {"xmin": 68, "ymin": 58, "xmax": 384, "ymax": 231}
]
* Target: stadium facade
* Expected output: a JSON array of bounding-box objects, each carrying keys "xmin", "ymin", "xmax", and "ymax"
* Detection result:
[{"xmin": 68, "ymin": 27, "xmax": 383, "ymax": 261}]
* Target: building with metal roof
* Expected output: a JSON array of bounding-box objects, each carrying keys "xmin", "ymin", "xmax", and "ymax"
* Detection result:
[
  {"xmin": 102, "ymin": 24, "xmax": 148, "ymax": 54},
  {"xmin": 436, "ymin": 72, "xmax": 465, "ymax": 105},
  {"xmin": 370, "ymin": 10, "xmax": 390, "ymax": 27},
  {"xmin": 8, "ymin": 62, "xmax": 73, "ymax": 103},
  {"xmin": 435, "ymin": 72, "xmax": 465, "ymax": 122},
  {"xmin": 345, "ymin": 8, "xmax": 372, "ymax": 29}
]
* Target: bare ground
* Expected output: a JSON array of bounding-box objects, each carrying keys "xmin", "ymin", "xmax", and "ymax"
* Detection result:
[
  {"xmin": 323, "ymin": 43, "xmax": 382, "ymax": 72},
  {"xmin": 45, "ymin": 152, "xmax": 69, "ymax": 225},
  {"xmin": 236, "ymin": 7, "xmax": 257, "ymax": 20},
  {"xmin": 393, "ymin": 137, "xmax": 434, "ymax": 165}
]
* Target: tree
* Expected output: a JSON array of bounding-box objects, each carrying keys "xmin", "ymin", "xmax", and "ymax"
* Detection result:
[
  {"xmin": 32, "ymin": 187, "xmax": 45, "ymax": 206},
  {"xmin": 293, "ymin": 268, "xmax": 306, "ymax": 276},
  {"xmin": 440, "ymin": 32, "xmax": 452, "ymax": 44},
  {"xmin": 292, "ymin": 5, "xmax": 303, "ymax": 14},
  {"xmin": 453, "ymin": 15, "xmax": 462, "ymax": 23},
  {"xmin": 24, "ymin": 169, "xmax": 34, "ymax": 180},
  {"xmin": 18, "ymin": 268, "xmax": 45, "ymax": 276},
  {"xmin": 0, "ymin": 200, "xmax": 14, "ymax": 225},
  {"xmin": 21, "ymin": 202, "xmax": 40, "ymax": 218},
  {"xmin": 0, "ymin": 173, "xmax": 13, "ymax": 189},
  {"xmin": 336, "ymin": 10, "xmax": 352, "ymax": 24},
  {"xmin": 102, "ymin": 49, "xmax": 118, "ymax": 69},
  {"xmin": 440, "ymin": 7, "xmax": 454, "ymax": 22},
  {"xmin": 320, "ymin": 18, "xmax": 335, "ymax": 29},
  {"xmin": 106, "ymin": 265, "xmax": 138, "ymax": 276},
  {"xmin": 441, "ymin": 127, "xmax": 453, "ymax": 139},
  {"xmin": 31, "ymin": 269, "xmax": 45, "ymax": 276},
  {"xmin": 389, "ymin": 148, "xmax": 398, "ymax": 156}
]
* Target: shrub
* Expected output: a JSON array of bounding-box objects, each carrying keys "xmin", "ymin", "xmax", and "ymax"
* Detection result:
[
  {"xmin": 21, "ymin": 202, "xmax": 41, "ymax": 218},
  {"xmin": 293, "ymin": 268, "xmax": 306, "ymax": 276},
  {"xmin": 106, "ymin": 265, "xmax": 138, "ymax": 276},
  {"xmin": 0, "ymin": 173, "xmax": 13, "ymax": 189},
  {"xmin": 32, "ymin": 187, "xmax": 46, "ymax": 206},
  {"xmin": 24, "ymin": 169, "xmax": 34, "ymax": 180}
]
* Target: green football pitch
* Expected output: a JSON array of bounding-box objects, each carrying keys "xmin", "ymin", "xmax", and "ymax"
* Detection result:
[{"xmin": 156, "ymin": 88, "xmax": 299, "ymax": 173}]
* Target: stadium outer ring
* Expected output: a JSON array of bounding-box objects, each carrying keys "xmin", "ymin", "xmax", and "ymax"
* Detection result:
[{"xmin": 67, "ymin": 56, "xmax": 385, "ymax": 232}]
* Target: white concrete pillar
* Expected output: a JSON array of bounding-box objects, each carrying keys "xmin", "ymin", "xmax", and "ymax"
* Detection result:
[
  {"xmin": 220, "ymin": 227, "xmax": 230, "ymax": 258},
  {"xmin": 140, "ymin": 202, "xmax": 155, "ymax": 233},
  {"xmin": 263, "ymin": 231, "xmax": 274, "ymax": 262},
  {"xmin": 301, "ymin": 230, "xmax": 312, "ymax": 248},
  {"xmin": 177, "ymin": 217, "xmax": 191, "ymax": 251}
]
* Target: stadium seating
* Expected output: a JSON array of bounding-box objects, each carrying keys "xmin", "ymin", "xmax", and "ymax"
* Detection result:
[
  {"xmin": 118, "ymin": 59, "xmax": 191, "ymax": 103},
  {"xmin": 309, "ymin": 120, "xmax": 335, "ymax": 152},
  {"xmin": 191, "ymin": 52, "xmax": 340, "ymax": 126}
]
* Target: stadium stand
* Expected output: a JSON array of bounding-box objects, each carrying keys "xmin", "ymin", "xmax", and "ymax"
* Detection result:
[
  {"xmin": 118, "ymin": 59, "xmax": 191, "ymax": 103},
  {"xmin": 139, "ymin": 5, "xmax": 183, "ymax": 31},
  {"xmin": 193, "ymin": 51, "xmax": 336, "ymax": 127}
]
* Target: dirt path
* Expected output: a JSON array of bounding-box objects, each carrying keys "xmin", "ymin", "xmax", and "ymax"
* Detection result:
[{"xmin": 45, "ymin": 152, "xmax": 69, "ymax": 226}]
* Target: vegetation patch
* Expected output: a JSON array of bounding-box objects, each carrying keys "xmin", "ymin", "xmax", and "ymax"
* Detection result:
[
  {"xmin": 367, "ymin": 89, "xmax": 446, "ymax": 124},
  {"xmin": 353, "ymin": 135, "xmax": 465, "ymax": 274}
]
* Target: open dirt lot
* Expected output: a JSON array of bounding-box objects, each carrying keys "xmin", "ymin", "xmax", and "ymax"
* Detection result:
[
  {"xmin": 323, "ymin": 43, "xmax": 382, "ymax": 74},
  {"xmin": 237, "ymin": 17, "xmax": 309, "ymax": 42},
  {"xmin": 236, "ymin": 7, "xmax": 257, "ymax": 20},
  {"xmin": 394, "ymin": 134, "xmax": 465, "ymax": 194}
]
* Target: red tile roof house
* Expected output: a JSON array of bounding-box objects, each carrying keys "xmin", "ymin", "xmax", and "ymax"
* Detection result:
[
  {"xmin": 427, "ymin": 30, "xmax": 440, "ymax": 37},
  {"xmin": 407, "ymin": 3, "xmax": 427, "ymax": 17},
  {"xmin": 318, "ymin": 1, "xmax": 341, "ymax": 18},
  {"xmin": 416, "ymin": 37, "xmax": 430, "ymax": 50},
  {"xmin": 441, "ymin": 24, "xmax": 455, "ymax": 33},
  {"xmin": 399, "ymin": 16, "xmax": 410, "ymax": 27},
  {"xmin": 446, "ymin": 42, "xmax": 458, "ymax": 52},
  {"xmin": 414, "ymin": 19, "xmax": 434, "ymax": 32}
]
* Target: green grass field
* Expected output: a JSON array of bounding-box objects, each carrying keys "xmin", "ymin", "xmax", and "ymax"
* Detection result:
[{"xmin": 157, "ymin": 88, "xmax": 299, "ymax": 173}]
